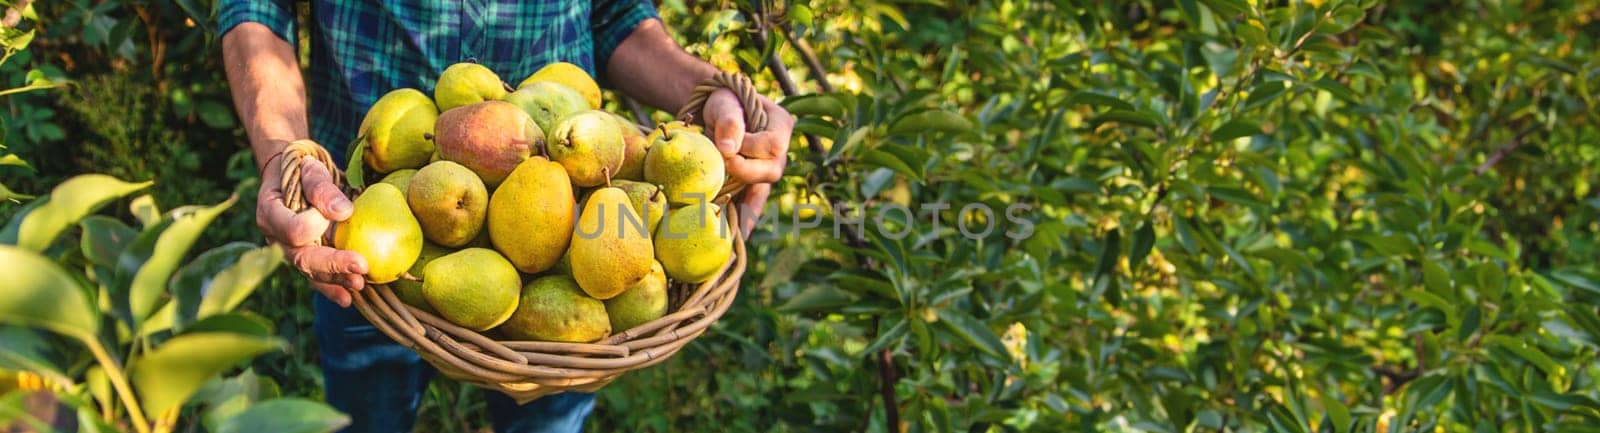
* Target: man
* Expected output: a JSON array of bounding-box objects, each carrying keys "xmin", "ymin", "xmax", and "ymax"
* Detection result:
[{"xmin": 218, "ymin": 1, "xmax": 793, "ymax": 432}]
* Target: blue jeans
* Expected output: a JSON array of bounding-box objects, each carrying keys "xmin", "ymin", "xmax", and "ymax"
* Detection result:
[{"xmin": 314, "ymin": 296, "xmax": 595, "ymax": 433}]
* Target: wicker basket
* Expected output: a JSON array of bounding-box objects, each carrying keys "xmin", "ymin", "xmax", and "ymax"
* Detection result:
[{"xmin": 276, "ymin": 72, "xmax": 766, "ymax": 403}]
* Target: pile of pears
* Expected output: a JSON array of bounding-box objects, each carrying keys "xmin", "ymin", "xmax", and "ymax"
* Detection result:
[{"xmin": 335, "ymin": 62, "xmax": 736, "ymax": 343}]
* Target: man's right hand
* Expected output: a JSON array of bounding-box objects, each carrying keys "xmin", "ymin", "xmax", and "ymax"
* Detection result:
[{"xmin": 257, "ymin": 145, "xmax": 369, "ymax": 307}]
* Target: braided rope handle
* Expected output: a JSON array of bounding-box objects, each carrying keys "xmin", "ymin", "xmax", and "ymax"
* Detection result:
[
  {"xmin": 676, "ymin": 71, "xmax": 769, "ymax": 133},
  {"xmin": 276, "ymin": 139, "xmax": 343, "ymax": 219}
]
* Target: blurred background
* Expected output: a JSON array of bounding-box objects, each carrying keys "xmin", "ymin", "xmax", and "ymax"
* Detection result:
[{"xmin": 3, "ymin": 0, "xmax": 1600, "ymax": 432}]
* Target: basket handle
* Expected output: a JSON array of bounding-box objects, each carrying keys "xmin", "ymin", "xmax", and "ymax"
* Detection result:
[
  {"xmin": 275, "ymin": 139, "xmax": 344, "ymax": 219},
  {"xmin": 675, "ymin": 71, "xmax": 770, "ymax": 133}
]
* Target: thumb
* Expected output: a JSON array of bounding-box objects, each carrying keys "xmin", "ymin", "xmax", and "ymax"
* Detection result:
[{"xmin": 702, "ymin": 88, "xmax": 745, "ymax": 157}]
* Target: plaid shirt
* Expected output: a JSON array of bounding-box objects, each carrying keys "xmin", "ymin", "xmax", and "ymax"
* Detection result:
[{"xmin": 217, "ymin": 0, "xmax": 658, "ymax": 164}]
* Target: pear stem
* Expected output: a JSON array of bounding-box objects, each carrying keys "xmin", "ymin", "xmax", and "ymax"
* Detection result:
[
  {"xmin": 603, "ymin": 167, "xmax": 612, "ymax": 188},
  {"xmin": 400, "ymin": 272, "xmax": 421, "ymax": 282}
]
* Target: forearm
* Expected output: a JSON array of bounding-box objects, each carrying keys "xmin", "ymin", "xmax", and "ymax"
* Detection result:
[
  {"xmin": 604, "ymin": 18, "xmax": 719, "ymax": 116},
  {"xmin": 222, "ymin": 23, "xmax": 310, "ymax": 171}
]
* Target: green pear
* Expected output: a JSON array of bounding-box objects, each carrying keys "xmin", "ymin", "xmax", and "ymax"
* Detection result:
[
  {"xmin": 644, "ymin": 128, "xmax": 724, "ymax": 206},
  {"xmin": 407, "ymin": 161, "xmax": 488, "ymax": 247},
  {"xmin": 497, "ymin": 275, "xmax": 610, "ymax": 343},
  {"xmin": 359, "ymin": 89, "xmax": 438, "ymax": 173},
  {"xmin": 421, "ymin": 248, "xmax": 521, "ymax": 331},
  {"xmin": 654, "ymin": 203, "xmax": 733, "ymax": 283},
  {"xmin": 612, "ymin": 179, "xmax": 667, "ymax": 234},
  {"xmin": 605, "ymin": 260, "xmax": 667, "ymax": 332},
  {"xmin": 548, "ymin": 110, "xmax": 624, "ymax": 187},
  {"xmin": 570, "ymin": 186, "xmax": 655, "ymax": 299},
  {"xmin": 433, "ymin": 101, "xmax": 541, "ymax": 186},
  {"xmin": 378, "ymin": 169, "xmax": 418, "ymax": 193},
  {"xmin": 502, "ymin": 82, "xmax": 589, "ymax": 137},
  {"xmin": 393, "ymin": 242, "xmax": 451, "ymax": 313},
  {"xmin": 487, "ymin": 156, "xmax": 575, "ymax": 273},
  {"xmin": 434, "ymin": 63, "xmax": 510, "ymax": 111},
  {"xmin": 333, "ymin": 183, "xmax": 423, "ymax": 284}
]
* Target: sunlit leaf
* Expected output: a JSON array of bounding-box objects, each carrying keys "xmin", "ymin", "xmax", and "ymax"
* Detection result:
[
  {"xmin": 0, "ymin": 246, "xmax": 97, "ymax": 340},
  {"xmin": 9, "ymin": 174, "xmax": 151, "ymax": 251},
  {"xmin": 130, "ymin": 332, "xmax": 283, "ymax": 417}
]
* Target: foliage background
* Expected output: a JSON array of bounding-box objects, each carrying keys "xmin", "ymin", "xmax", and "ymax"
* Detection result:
[{"xmin": 5, "ymin": 0, "xmax": 1600, "ymax": 432}]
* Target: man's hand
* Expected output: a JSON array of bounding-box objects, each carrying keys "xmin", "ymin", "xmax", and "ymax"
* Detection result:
[
  {"xmin": 256, "ymin": 146, "xmax": 369, "ymax": 307},
  {"xmin": 702, "ymin": 88, "xmax": 795, "ymax": 235}
]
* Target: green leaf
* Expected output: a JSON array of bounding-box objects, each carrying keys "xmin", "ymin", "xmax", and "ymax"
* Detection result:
[
  {"xmin": 1129, "ymin": 222, "xmax": 1155, "ymax": 273},
  {"xmin": 862, "ymin": 318, "xmax": 909, "ymax": 355},
  {"xmin": 196, "ymin": 245, "xmax": 283, "ymax": 319},
  {"xmin": 1486, "ymin": 336, "xmax": 1562, "ymax": 377},
  {"xmin": 79, "ymin": 216, "xmax": 136, "ymax": 269},
  {"xmin": 1201, "ymin": 0, "xmax": 1250, "ymax": 17},
  {"xmin": 129, "ymin": 194, "xmax": 161, "ymax": 228},
  {"xmin": 169, "ymin": 243, "xmax": 259, "ymax": 328},
  {"xmin": 934, "ymin": 309, "xmax": 1008, "ymax": 359},
  {"xmin": 859, "ymin": 148, "xmax": 921, "ymax": 182},
  {"xmin": 1320, "ymin": 392, "xmax": 1350, "ymax": 433},
  {"xmin": 1090, "ymin": 229, "xmax": 1122, "ymax": 305},
  {"xmin": 0, "ymin": 182, "xmax": 33, "ymax": 202},
  {"xmin": 129, "ymin": 194, "xmax": 238, "ymax": 326},
  {"xmin": 888, "ymin": 109, "xmax": 972, "ymax": 136},
  {"xmin": 782, "ymin": 94, "xmax": 847, "ymax": 119},
  {"xmin": 1548, "ymin": 269, "xmax": 1600, "ymax": 296},
  {"xmin": 0, "ymin": 246, "xmax": 97, "ymax": 340},
  {"xmin": 0, "ymin": 326, "xmax": 72, "ymax": 387},
  {"xmin": 1067, "ymin": 91, "xmax": 1134, "ymax": 111},
  {"xmin": 213, "ymin": 398, "xmax": 349, "ymax": 433},
  {"xmin": 1244, "ymin": 80, "xmax": 1292, "ymax": 110},
  {"xmin": 778, "ymin": 285, "xmax": 859, "ymax": 313},
  {"xmin": 1422, "ymin": 261, "xmax": 1451, "ymax": 295},
  {"xmin": 1211, "ymin": 119, "xmax": 1262, "ymax": 142},
  {"xmin": 130, "ymin": 332, "xmax": 284, "ymax": 417},
  {"xmin": 0, "ymin": 154, "xmax": 30, "ymax": 169},
  {"xmin": 9, "ymin": 174, "xmax": 151, "ymax": 251},
  {"xmin": 185, "ymin": 313, "xmax": 274, "ymax": 338},
  {"xmin": 1091, "ymin": 109, "xmax": 1159, "ymax": 129},
  {"xmin": 344, "ymin": 138, "xmax": 367, "ymax": 191}
]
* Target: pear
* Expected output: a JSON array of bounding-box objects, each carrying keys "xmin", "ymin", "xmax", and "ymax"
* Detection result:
[
  {"xmin": 421, "ymin": 248, "xmax": 522, "ymax": 331},
  {"xmin": 378, "ymin": 168, "xmax": 418, "ymax": 193},
  {"xmin": 548, "ymin": 110, "xmax": 625, "ymax": 187},
  {"xmin": 612, "ymin": 179, "xmax": 667, "ymax": 234},
  {"xmin": 644, "ymin": 128, "xmax": 724, "ymax": 206},
  {"xmin": 642, "ymin": 120, "xmax": 701, "ymax": 149},
  {"xmin": 517, "ymin": 62, "xmax": 601, "ymax": 109},
  {"xmin": 605, "ymin": 260, "xmax": 667, "ymax": 332},
  {"xmin": 407, "ymin": 161, "xmax": 488, "ymax": 247},
  {"xmin": 434, "ymin": 63, "xmax": 510, "ymax": 111},
  {"xmin": 359, "ymin": 89, "xmax": 438, "ymax": 173},
  {"xmin": 654, "ymin": 203, "xmax": 733, "ymax": 283},
  {"xmin": 392, "ymin": 242, "xmax": 451, "ymax": 313},
  {"xmin": 333, "ymin": 183, "xmax": 423, "ymax": 284},
  {"xmin": 570, "ymin": 186, "xmax": 655, "ymax": 300},
  {"xmin": 610, "ymin": 113, "xmax": 651, "ymax": 181},
  {"xmin": 498, "ymin": 275, "xmax": 610, "ymax": 343},
  {"xmin": 433, "ymin": 101, "xmax": 542, "ymax": 186},
  {"xmin": 488, "ymin": 156, "xmax": 575, "ymax": 273},
  {"xmin": 503, "ymin": 82, "xmax": 589, "ymax": 137}
]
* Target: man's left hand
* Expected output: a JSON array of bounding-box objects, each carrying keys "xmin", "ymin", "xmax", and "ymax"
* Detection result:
[{"xmin": 702, "ymin": 88, "xmax": 794, "ymax": 236}]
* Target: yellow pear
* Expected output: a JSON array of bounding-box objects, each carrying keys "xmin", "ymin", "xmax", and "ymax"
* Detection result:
[
  {"xmin": 644, "ymin": 128, "xmax": 724, "ymax": 206},
  {"xmin": 654, "ymin": 203, "xmax": 733, "ymax": 283},
  {"xmin": 612, "ymin": 179, "xmax": 667, "ymax": 235},
  {"xmin": 434, "ymin": 63, "xmax": 510, "ymax": 111},
  {"xmin": 420, "ymin": 248, "xmax": 521, "ymax": 331},
  {"xmin": 517, "ymin": 62, "xmax": 601, "ymax": 109},
  {"xmin": 548, "ymin": 110, "xmax": 624, "ymax": 187},
  {"xmin": 378, "ymin": 168, "xmax": 418, "ymax": 193},
  {"xmin": 407, "ymin": 161, "xmax": 488, "ymax": 247},
  {"xmin": 570, "ymin": 186, "xmax": 654, "ymax": 300},
  {"xmin": 333, "ymin": 183, "xmax": 423, "ymax": 284},
  {"xmin": 392, "ymin": 242, "xmax": 451, "ymax": 313},
  {"xmin": 605, "ymin": 260, "xmax": 667, "ymax": 332},
  {"xmin": 488, "ymin": 156, "xmax": 575, "ymax": 273},
  {"xmin": 497, "ymin": 275, "xmax": 609, "ymax": 342},
  {"xmin": 503, "ymin": 82, "xmax": 590, "ymax": 137},
  {"xmin": 359, "ymin": 89, "xmax": 438, "ymax": 173}
]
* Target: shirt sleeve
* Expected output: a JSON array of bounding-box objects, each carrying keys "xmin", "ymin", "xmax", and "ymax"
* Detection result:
[
  {"xmin": 216, "ymin": 0, "xmax": 297, "ymax": 45},
  {"xmin": 590, "ymin": 0, "xmax": 659, "ymax": 76}
]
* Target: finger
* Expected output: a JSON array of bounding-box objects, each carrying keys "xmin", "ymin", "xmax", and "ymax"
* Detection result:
[
  {"xmin": 309, "ymin": 280, "xmax": 353, "ymax": 307},
  {"xmin": 300, "ymin": 158, "xmax": 354, "ymax": 222},
  {"xmin": 257, "ymin": 194, "xmax": 331, "ymax": 247},
  {"xmin": 736, "ymin": 131, "xmax": 791, "ymax": 160},
  {"xmin": 702, "ymin": 89, "xmax": 745, "ymax": 156},
  {"xmin": 737, "ymin": 183, "xmax": 771, "ymax": 236},
  {"xmin": 288, "ymin": 245, "xmax": 370, "ymax": 276},
  {"xmin": 724, "ymin": 154, "xmax": 785, "ymax": 184},
  {"xmin": 309, "ymin": 271, "xmax": 365, "ymax": 290}
]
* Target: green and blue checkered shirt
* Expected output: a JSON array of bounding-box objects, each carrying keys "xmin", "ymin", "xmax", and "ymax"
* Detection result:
[{"xmin": 217, "ymin": 0, "xmax": 658, "ymax": 164}]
